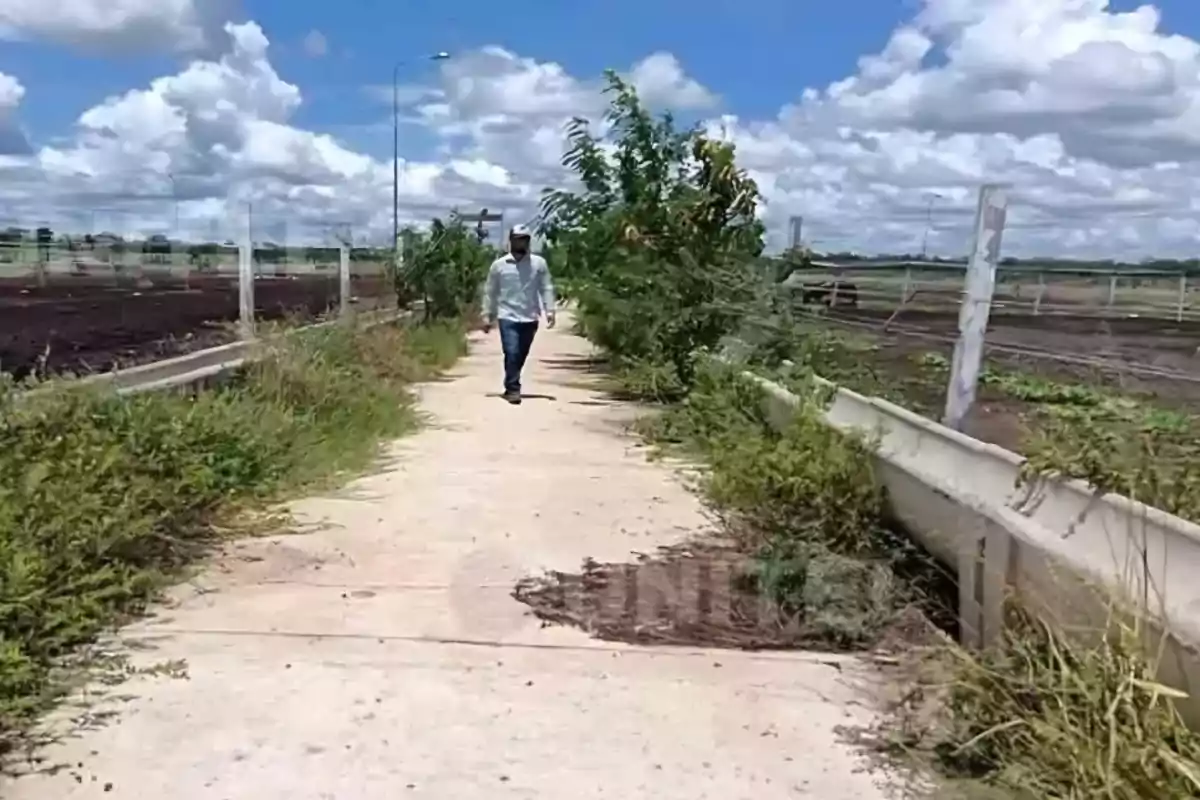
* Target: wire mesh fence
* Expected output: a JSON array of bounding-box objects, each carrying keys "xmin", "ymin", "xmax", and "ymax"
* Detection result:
[
  {"xmin": 786, "ymin": 261, "xmax": 1198, "ymax": 322},
  {"xmin": 786, "ymin": 193, "xmax": 1200, "ymax": 324},
  {"xmin": 774, "ymin": 188, "xmax": 1200, "ymax": 434},
  {"xmin": 0, "ymin": 204, "xmax": 406, "ymax": 381}
]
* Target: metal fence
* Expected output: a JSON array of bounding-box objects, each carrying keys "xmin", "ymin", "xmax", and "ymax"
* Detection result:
[
  {"xmin": 0, "ymin": 241, "xmax": 394, "ymax": 311},
  {"xmin": 777, "ymin": 185, "xmax": 1200, "ymax": 433},
  {"xmin": 0, "ymin": 206, "xmax": 401, "ymax": 381},
  {"xmin": 783, "ymin": 188, "xmax": 1200, "ymax": 324},
  {"xmin": 785, "ymin": 260, "xmax": 1198, "ymax": 323},
  {"xmin": 0, "ymin": 205, "xmax": 398, "ymax": 307}
]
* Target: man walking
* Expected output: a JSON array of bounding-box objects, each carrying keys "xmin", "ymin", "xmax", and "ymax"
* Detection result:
[{"xmin": 481, "ymin": 224, "xmax": 556, "ymax": 404}]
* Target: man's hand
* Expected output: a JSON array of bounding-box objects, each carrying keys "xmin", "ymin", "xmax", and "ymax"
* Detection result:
[
  {"xmin": 546, "ymin": 312, "xmax": 556, "ymax": 329},
  {"xmin": 481, "ymin": 317, "xmax": 493, "ymax": 334}
]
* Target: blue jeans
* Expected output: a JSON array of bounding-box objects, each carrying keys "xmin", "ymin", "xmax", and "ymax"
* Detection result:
[{"xmin": 498, "ymin": 319, "xmax": 538, "ymax": 395}]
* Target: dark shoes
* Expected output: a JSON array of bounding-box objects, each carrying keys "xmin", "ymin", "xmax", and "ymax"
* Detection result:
[{"xmin": 503, "ymin": 391, "xmax": 522, "ymax": 405}]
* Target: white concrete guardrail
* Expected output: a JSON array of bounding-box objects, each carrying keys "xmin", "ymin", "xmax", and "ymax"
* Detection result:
[
  {"xmin": 749, "ymin": 370, "xmax": 1200, "ymax": 724},
  {"xmin": 20, "ymin": 306, "xmax": 411, "ymax": 398}
]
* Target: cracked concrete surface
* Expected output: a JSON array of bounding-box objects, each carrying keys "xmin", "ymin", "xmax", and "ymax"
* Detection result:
[{"xmin": 1, "ymin": 318, "xmax": 895, "ymax": 799}]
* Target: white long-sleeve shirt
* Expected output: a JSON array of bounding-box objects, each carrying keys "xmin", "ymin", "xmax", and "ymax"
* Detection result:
[{"xmin": 482, "ymin": 253, "xmax": 556, "ymax": 323}]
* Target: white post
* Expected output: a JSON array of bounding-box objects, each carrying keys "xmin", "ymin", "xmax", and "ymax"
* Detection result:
[
  {"xmin": 1107, "ymin": 273, "xmax": 1117, "ymax": 314},
  {"xmin": 901, "ymin": 266, "xmax": 911, "ymax": 304},
  {"xmin": 1178, "ymin": 274, "xmax": 1188, "ymax": 323},
  {"xmin": 34, "ymin": 248, "xmax": 46, "ymax": 287},
  {"xmin": 1033, "ymin": 271, "xmax": 1045, "ymax": 316},
  {"xmin": 943, "ymin": 184, "xmax": 1008, "ymax": 431},
  {"xmin": 238, "ymin": 216, "xmax": 255, "ymax": 339},
  {"xmin": 182, "ymin": 242, "xmax": 191, "ymax": 289},
  {"xmin": 134, "ymin": 250, "xmax": 150, "ymax": 289},
  {"xmin": 339, "ymin": 243, "xmax": 352, "ymax": 321}
]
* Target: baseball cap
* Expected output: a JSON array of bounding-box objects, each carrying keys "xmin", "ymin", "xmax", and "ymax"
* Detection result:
[{"xmin": 509, "ymin": 224, "xmax": 532, "ymax": 238}]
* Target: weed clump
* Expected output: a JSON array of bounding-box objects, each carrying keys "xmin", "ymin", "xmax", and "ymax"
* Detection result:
[
  {"xmin": 639, "ymin": 362, "xmax": 928, "ymax": 650},
  {"xmin": 0, "ymin": 318, "xmax": 466, "ymax": 743},
  {"xmin": 913, "ymin": 607, "xmax": 1200, "ymax": 798}
]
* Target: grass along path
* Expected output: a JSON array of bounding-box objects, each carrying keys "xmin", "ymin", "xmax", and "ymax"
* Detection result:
[
  {"xmin": 0, "ymin": 318, "xmax": 467, "ymax": 758},
  {"xmin": 749, "ymin": 317, "xmax": 1200, "ymax": 523},
  {"xmin": 2, "ymin": 314, "xmax": 900, "ymax": 800}
]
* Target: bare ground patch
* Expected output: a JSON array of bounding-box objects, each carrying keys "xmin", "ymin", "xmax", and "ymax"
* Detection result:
[{"xmin": 512, "ymin": 538, "xmax": 916, "ymax": 652}]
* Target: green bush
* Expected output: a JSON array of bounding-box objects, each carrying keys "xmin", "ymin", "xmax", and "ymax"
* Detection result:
[
  {"xmin": 638, "ymin": 363, "xmax": 909, "ymax": 648},
  {"xmin": 0, "ymin": 319, "xmax": 465, "ymax": 737},
  {"xmin": 396, "ymin": 218, "xmax": 496, "ymax": 321},
  {"xmin": 539, "ymin": 72, "xmax": 764, "ymax": 399},
  {"xmin": 705, "ymin": 407, "xmax": 885, "ymax": 558}
]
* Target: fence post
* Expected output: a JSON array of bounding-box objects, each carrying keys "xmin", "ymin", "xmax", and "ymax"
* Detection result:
[
  {"xmin": 901, "ymin": 266, "xmax": 912, "ymax": 304},
  {"xmin": 33, "ymin": 246, "xmax": 46, "ymax": 287},
  {"xmin": 238, "ymin": 228, "xmax": 255, "ymax": 339},
  {"xmin": 339, "ymin": 243, "xmax": 352, "ymax": 321},
  {"xmin": 943, "ymin": 184, "xmax": 1009, "ymax": 431},
  {"xmin": 182, "ymin": 239, "xmax": 191, "ymax": 290},
  {"xmin": 1033, "ymin": 271, "xmax": 1045, "ymax": 316},
  {"xmin": 1178, "ymin": 274, "xmax": 1188, "ymax": 323},
  {"xmin": 1107, "ymin": 273, "xmax": 1117, "ymax": 314}
]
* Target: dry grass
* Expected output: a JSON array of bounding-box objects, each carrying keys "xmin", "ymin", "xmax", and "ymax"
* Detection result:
[{"xmin": 0, "ymin": 318, "xmax": 467, "ymax": 753}]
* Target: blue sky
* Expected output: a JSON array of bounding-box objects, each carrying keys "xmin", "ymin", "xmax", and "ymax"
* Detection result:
[
  {"xmin": 6, "ymin": 1, "xmax": 1200, "ymax": 256},
  {"xmin": 6, "ymin": 0, "xmax": 1198, "ymax": 153},
  {"xmin": 3, "ymin": 0, "xmax": 1199, "ymax": 159},
  {"xmin": 0, "ymin": 0, "xmax": 900, "ymax": 154}
]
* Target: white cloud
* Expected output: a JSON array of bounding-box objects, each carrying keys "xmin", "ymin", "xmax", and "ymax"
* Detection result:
[
  {"xmin": 0, "ymin": 70, "xmax": 29, "ymax": 155},
  {"xmin": 746, "ymin": 0, "xmax": 1200, "ymax": 255},
  {"xmin": 629, "ymin": 52, "xmax": 718, "ymax": 110},
  {"xmin": 302, "ymin": 29, "xmax": 327, "ymax": 58},
  {"xmin": 0, "ymin": 71, "xmax": 23, "ymax": 108},
  {"xmin": 6, "ymin": 0, "xmax": 1200, "ymax": 258},
  {"xmin": 3, "ymin": 22, "xmax": 536, "ymax": 243},
  {"xmin": 0, "ymin": 0, "xmax": 225, "ymax": 52}
]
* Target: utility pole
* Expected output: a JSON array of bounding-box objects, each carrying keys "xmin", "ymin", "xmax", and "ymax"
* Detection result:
[
  {"xmin": 920, "ymin": 192, "xmax": 942, "ymax": 258},
  {"xmin": 788, "ymin": 215, "xmax": 803, "ymax": 250},
  {"xmin": 457, "ymin": 208, "xmax": 505, "ymax": 246},
  {"xmin": 166, "ymin": 172, "xmax": 180, "ymax": 239}
]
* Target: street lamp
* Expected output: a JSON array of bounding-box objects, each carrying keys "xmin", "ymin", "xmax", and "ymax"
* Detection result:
[
  {"xmin": 920, "ymin": 192, "xmax": 942, "ymax": 258},
  {"xmin": 166, "ymin": 172, "xmax": 180, "ymax": 240},
  {"xmin": 394, "ymin": 51, "xmax": 451, "ymax": 253}
]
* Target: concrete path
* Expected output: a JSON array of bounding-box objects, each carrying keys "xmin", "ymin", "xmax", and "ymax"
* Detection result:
[{"xmin": 2, "ymin": 319, "xmax": 894, "ymax": 799}]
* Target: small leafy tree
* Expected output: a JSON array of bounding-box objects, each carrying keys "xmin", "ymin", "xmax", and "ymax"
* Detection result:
[
  {"xmin": 396, "ymin": 217, "xmax": 495, "ymax": 321},
  {"xmin": 539, "ymin": 71, "xmax": 765, "ymax": 398}
]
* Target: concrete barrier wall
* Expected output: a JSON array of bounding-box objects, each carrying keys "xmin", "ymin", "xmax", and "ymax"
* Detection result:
[
  {"xmin": 16, "ymin": 308, "xmax": 411, "ymax": 401},
  {"xmin": 750, "ymin": 371, "xmax": 1200, "ymax": 722}
]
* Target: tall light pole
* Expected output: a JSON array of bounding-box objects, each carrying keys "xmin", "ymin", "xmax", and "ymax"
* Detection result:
[
  {"xmin": 166, "ymin": 172, "xmax": 180, "ymax": 240},
  {"xmin": 394, "ymin": 51, "xmax": 451, "ymax": 253},
  {"xmin": 920, "ymin": 192, "xmax": 942, "ymax": 258},
  {"xmin": 787, "ymin": 215, "xmax": 803, "ymax": 250}
]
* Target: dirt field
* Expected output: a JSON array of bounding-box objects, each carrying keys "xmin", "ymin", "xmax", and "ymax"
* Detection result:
[
  {"xmin": 790, "ymin": 305, "xmax": 1200, "ymax": 456},
  {"xmin": 0, "ymin": 273, "xmax": 392, "ymax": 379}
]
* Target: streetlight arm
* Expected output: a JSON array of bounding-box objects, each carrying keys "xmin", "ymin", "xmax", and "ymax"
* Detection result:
[{"xmin": 392, "ymin": 53, "xmax": 450, "ymax": 255}]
